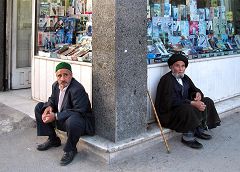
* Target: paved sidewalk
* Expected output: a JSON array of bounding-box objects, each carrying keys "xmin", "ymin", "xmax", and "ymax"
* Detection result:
[
  {"xmin": 0, "ymin": 104, "xmax": 240, "ymax": 172},
  {"xmin": 0, "ymin": 103, "xmax": 35, "ymax": 135},
  {"xmin": 0, "ymin": 89, "xmax": 240, "ymax": 171},
  {"xmin": 0, "ymin": 89, "xmax": 38, "ymax": 119}
]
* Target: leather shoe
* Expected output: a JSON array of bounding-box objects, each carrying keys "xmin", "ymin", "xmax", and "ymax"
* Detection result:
[
  {"xmin": 195, "ymin": 130, "xmax": 212, "ymax": 140},
  {"xmin": 181, "ymin": 137, "xmax": 203, "ymax": 149},
  {"xmin": 37, "ymin": 137, "xmax": 61, "ymax": 151},
  {"xmin": 60, "ymin": 150, "xmax": 77, "ymax": 166}
]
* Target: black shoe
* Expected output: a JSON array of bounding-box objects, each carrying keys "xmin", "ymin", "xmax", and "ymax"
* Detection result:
[
  {"xmin": 181, "ymin": 138, "xmax": 203, "ymax": 149},
  {"xmin": 60, "ymin": 150, "xmax": 77, "ymax": 166},
  {"xmin": 195, "ymin": 130, "xmax": 212, "ymax": 140},
  {"xmin": 37, "ymin": 137, "xmax": 61, "ymax": 151}
]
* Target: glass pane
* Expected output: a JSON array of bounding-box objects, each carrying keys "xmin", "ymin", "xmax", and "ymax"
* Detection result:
[
  {"xmin": 147, "ymin": 0, "xmax": 240, "ymax": 64},
  {"xmin": 16, "ymin": 0, "xmax": 32, "ymax": 68},
  {"xmin": 35, "ymin": 0, "xmax": 93, "ymax": 62}
]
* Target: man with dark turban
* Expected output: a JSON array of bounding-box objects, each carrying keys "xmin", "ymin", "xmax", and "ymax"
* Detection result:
[
  {"xmin": 35, "ymin": 62, "xmax": 94, "ymax": 166},
  {"xmin": 155, "ymin": 54, "xmax": 220, "ymax": 149}
]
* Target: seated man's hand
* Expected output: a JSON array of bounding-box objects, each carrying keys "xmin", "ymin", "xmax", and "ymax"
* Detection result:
[
  {"xmin": 194, "ymin": 92, "xmax": 202, "ymax": 101},
  {"xmin": 43, "ymin": 106, "xmax": 53, "ymax": 116},
  {"xmin": 42, "ymin": 106, "xmax": 55, "ymax": 123},
  {"xmin": 191, "ymin": 100, "xmax": 206, "ymax": 112},
  {"xmin": 42, "ymin": 112, "xmax": 56, "ymax": 123}
]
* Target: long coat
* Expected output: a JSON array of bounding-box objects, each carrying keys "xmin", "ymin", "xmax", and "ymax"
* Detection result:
[{"xmin": 155, "ymin": 72, "xmax": 220, "ymax": 133}]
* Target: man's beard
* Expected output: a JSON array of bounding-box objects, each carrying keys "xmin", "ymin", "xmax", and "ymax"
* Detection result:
[
  {"xmin": 59, "ymin": 81, "xmax": 69, "ymax": 89},
  {"xmin": 172, "ymin": 72, "xmax": 184, "ymax": 79}
]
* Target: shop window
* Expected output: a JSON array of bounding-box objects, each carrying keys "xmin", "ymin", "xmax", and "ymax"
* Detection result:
[
  {"xmin": 147, "ymin": 0, "xmax": 240, "ymax": 64},
  {"xmin": 35, "ymin": 0, "xmax": 92, "ymax": 62}
]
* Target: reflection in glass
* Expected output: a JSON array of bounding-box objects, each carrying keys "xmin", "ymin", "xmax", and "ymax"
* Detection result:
[{"xmin": 16, "ymin": 0, "xmax": 32, "ymax": 68}]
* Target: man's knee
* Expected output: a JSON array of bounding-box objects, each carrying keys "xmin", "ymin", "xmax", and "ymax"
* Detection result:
[
  {"xmin": 35, "ymin": 102, "xmax": 44, "ymax": 120},
  {"xmin": 203, "ymin": 97, "xmax": 214, "ymax": 105},
  {"xmin": 181, "ymin": 104, "xmax": 196, "ymax": 112},
  {"xmin": 66, "ymin": 116, "xmax": 85, "ymax": 135}
]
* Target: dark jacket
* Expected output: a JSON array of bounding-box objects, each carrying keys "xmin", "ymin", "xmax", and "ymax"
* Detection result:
[
  {"xmin": 45, "ymin": 78, "xmax": 95, "ymax": 135},
  {"xmin": 154, "ymin": 71, "xmax": 203, "ymax": 126}
]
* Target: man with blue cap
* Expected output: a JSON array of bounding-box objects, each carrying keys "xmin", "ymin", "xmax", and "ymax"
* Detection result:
[{"xmin": 35, "ymin": 62, "xmax": 94, "ymax": 166}]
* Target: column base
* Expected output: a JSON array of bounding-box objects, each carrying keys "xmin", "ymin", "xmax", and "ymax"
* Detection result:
[
  {"xmin": 78, "ymin": 125, "xmax": 174, "ymax": 164},
  {"xmin": 77, "ymin": 96, "xmax": 240, "ymax": 164},
  {"xmin": 56, "ymin": 96, "xmax": 240, "ymax": 164}
]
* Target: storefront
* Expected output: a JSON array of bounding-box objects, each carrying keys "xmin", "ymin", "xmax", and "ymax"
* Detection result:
[
  {"xmin": 147, "ymin": 0, "xmax": 240, "ymax": 121},
  {"xmin": 32, "ymin": 0, "xmax": 240, "ymax": 123},
  {"xmin": 29, "ymin": 0, "xmax": 240, "ymax": 162},
  {"xmin": 32, "ymin": 0, "xmax": 92, "ymax": 102},
  {"xmin": 147, "ymin": 0, "xmax": 240, "ymax": 61}
]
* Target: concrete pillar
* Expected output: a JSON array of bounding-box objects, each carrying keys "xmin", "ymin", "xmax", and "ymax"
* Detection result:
[
  {"xmin": 0, "ymin": 0, "xmax": 6, "ymax": 91},
  {"xmin": 92, "ymin": 0, "xmax": 147, "ymax": 142}
]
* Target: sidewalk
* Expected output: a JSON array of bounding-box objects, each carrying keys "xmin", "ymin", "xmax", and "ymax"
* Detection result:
[
  {"xmin": 0, "ymin": 105, "xmax": 239, "ymax": 171},
  {"xmin": 0, "ymin": 89, "xmax": 240, "ymax": 171},
  {"xmin": 0, "ymin": 89, "xmax": 38, "ymax": 119}
]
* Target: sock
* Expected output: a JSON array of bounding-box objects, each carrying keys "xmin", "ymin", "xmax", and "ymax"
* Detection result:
[
  {"xmin": 182, "ymin": 131, "xmax": 195, "ymax": 141},
  {"xmin": 196, "ymin": 126, "xmax": 208, "ymax": 134},
  {"xmin": 48, "ymin": 133, "xmax": 58, "ymax": 141}
]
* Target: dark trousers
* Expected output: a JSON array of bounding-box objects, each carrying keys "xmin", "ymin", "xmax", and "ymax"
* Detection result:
[
  {"xmin": 202, "ymin": 97, "xmax": 221, "ymax": 129},
  {"xmin": 35, "ymin": 102, "xmax": 86, "ymax": 152},
  {"xmin": 166, "ymin": 97, "xmax": 220, "ymax": 133}
]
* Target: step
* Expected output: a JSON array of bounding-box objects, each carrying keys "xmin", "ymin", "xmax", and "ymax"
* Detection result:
[{"xmin": 57, "ymin": 96, "xmax": 240, "ymax": 164}]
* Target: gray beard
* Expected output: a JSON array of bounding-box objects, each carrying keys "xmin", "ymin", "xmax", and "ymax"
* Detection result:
[{"xmin": 172, "ymin": 72, "xmax": 184, "ymax": 79}]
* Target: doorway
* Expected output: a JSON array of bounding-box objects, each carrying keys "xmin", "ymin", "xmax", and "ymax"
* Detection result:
[{"xmin": 9, "ymin": 0, "xmax": 32, "ymax": 89}]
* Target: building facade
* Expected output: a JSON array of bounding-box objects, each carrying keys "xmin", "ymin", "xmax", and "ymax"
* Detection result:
[{"xmin": 2, "ymin": 0, "xmax": 240, "ymax": 163}]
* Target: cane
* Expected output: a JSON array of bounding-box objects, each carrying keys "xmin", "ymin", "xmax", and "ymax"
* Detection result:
[{"xmin": 147, "ymin": 90, "xmax": 170, "ymax": 153}]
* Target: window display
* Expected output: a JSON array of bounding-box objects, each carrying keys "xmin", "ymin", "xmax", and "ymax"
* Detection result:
[
  {"xmin": 36, "ymin": 0, "xmax": 92, "ymax": 62},
  {"xmin": 147, "ymin": 0, "xmax": 240, "ymax": 63}
]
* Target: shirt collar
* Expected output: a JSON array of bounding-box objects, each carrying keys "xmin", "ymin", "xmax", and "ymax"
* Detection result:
[{"xmin": 59, "ymin": 85, "xmax": 69, "ymax": 92}]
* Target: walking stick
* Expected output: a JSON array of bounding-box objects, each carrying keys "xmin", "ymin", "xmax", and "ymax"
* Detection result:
[{"xmin": 147, "ymin": 90, "xmax": 170, "ymax": 153}]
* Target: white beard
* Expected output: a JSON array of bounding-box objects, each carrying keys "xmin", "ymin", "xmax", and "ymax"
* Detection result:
[{"xmin": 172, "ymin": 72, "xmax": 184, "ymax": 79}]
